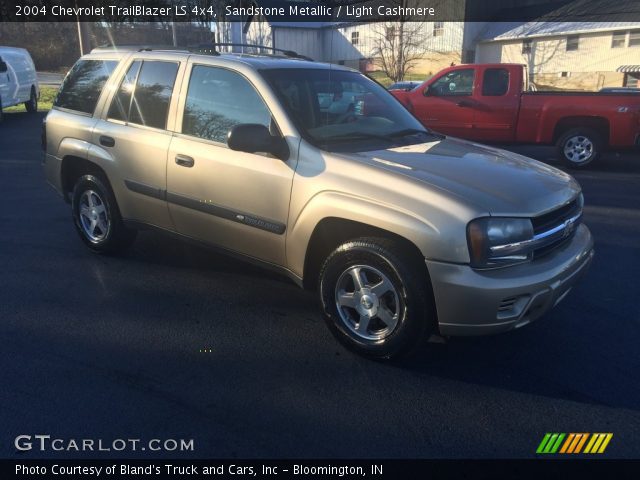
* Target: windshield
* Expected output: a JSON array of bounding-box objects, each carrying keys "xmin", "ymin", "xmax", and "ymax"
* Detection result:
[{"xmin": 260, "ymin": 68, "xmax": 436, "ymax": 150}]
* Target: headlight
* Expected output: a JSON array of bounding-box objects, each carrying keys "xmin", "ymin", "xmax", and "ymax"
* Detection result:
[{"xmin": 467, "ymin": 217, "xmax": 534, "ymax": 269}]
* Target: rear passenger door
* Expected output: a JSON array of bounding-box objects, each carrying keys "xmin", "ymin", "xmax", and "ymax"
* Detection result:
[
  {"xmin": 93, "ymin": 56, "xmax": 185, "ymax": 231},
  {"xmin": 166, "ymin": 62, "xmax": 295, "ymax": 266}
]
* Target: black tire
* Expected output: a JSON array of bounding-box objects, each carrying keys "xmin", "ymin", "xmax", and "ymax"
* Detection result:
[
  {"xmin": 318, "ymin": 237, "xmax": 436, "ymax": 360},
  {"xmin": 556, "ymin": 127, "xmax": 602, "ymax": 169},
  {"xmin": 71, "ymin": 174, "xmax": 136, "ymax": 254},
  {"xmin": 25, "ymin": 87, "xmax": 37, "ymax": 113}
]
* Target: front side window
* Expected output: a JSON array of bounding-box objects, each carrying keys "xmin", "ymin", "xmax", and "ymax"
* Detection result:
[
  {"xmin": 54, "ymin": 60, "xmax": 117, "ymax": 114},
  {"xmin": 262, "ymin": 68, "xmax": 430, "ymax": 151},
  {"xmin": 182, "ymin": 65, "xmax": 272, "ymax": 144},
  {"xmin": 482, "ymin": 68, "xmax": 509, "ymax": 96},
  {"xmin": 428, "ymin": 69, "xmax": 475, "ymax": 96}
]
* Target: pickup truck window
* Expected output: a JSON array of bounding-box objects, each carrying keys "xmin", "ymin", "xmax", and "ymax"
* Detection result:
[
  {"xmin": 54, "ymin": 60, "xmax": 117, "ymax": 115},
  {"xmin": 182, "ymin": 65, "xmax": 272, "ymax": 144},
  {"xmin": 482, "ymin": 68, "xmax": 509, "ymax": 96},
  {"xmin": 428, "ymin": 69, "xmax": 474, "ymax": 96}
]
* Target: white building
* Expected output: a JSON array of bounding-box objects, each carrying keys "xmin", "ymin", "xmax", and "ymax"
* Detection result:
[
  {"xmin": 225, "ymin": 20, "xmax": 485, "ymax": 76},
  {"xmin": 476, "ymin": 22, "xmax": 640, "ymax": 89}
]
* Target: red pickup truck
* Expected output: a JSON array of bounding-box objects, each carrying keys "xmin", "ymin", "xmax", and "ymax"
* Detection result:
[{"xmin": 390, "ymin": 63, "xmax": 640, "ymax": 168}]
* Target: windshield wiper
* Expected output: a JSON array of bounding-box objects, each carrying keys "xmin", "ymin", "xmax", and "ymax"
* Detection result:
[
  {"xmin": 321, "ymin": 132, "xmax": 397, "ymax": 144},
  {"xmin": 389, "ymin": 128, "xmax": 445, "ymax": 140}
]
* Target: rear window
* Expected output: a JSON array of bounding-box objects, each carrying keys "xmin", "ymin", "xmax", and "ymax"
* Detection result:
[{"xmin": 54, "ymin": 60, "xmax": 117, "ymax": 115}]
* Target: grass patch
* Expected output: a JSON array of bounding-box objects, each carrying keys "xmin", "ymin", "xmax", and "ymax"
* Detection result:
[
  {"xmin": 367, "ymin": 71, "xmax": 430, "ymax": 87},
  {"xmin": 4, "ymin": 86, "xmax": 58, "ymax": 113}
]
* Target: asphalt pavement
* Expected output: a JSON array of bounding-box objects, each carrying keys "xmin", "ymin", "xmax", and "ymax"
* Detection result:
[{"xmin": 1, "ymin": 111, "xmax": 639, "ymax": 459}]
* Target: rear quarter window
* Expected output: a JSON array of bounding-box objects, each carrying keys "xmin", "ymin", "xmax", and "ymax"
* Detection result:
[{"xmin": 54, "ymin": 59, "xmax": 118, "ymax": 115}]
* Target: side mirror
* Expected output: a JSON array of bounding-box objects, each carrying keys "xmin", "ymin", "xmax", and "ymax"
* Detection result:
[
  {"xmin": 0, "ymin": 61, "xmax": 7, "ymax": 73},
  {"xmin": 227, "ymin": 124, "xmax": 289, "ymax": 161}
]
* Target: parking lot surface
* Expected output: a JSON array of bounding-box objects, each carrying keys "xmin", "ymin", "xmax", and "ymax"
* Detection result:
[{"xmin": 1, "ymin": 112, "xmax": 639, "ymax": 458}]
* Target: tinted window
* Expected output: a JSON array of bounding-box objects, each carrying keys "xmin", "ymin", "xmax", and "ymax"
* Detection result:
[
  {"xmin": 108, "ymin": 61, "xmax": 142, "ymax": 122},
  {"xmin": 428, "ymin": 69, "xmax": 474, "ymax": 96},
  {"xmin": 482, "ymin": 68, "xmax": 509, "ymax": 96},
  {"xmin": 129, "ymin": 61, "xmax": 179, "ymax": 129},
  {"xmin": 182, "ymin": 66, "xmax": 271, "ymax": 144},
  {"xmin": 54, "ymin": 60, "xmax": 117, "ymax": 114}
]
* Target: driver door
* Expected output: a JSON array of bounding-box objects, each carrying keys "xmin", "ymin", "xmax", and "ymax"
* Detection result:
[
  {"xmin": 166, "ymin": 62, "xmax": 296, "ymax": 266},
  {"xmin": 411, "ymin": 67, "xmax": 476, "ymax": 138}
]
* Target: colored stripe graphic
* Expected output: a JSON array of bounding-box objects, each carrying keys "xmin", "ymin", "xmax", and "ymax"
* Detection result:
[{"xmin": 538, "ymin": 433, "xmax": 613, "ymax": 454}]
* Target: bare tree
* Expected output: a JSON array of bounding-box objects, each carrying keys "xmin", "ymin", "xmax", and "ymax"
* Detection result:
[{"xmin": 371, "ymin": 20, "xmax": 427, "ymax": 82}]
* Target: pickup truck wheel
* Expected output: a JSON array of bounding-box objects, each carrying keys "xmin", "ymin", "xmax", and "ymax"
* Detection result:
[
  {"xmin": 71, "ymin": 174, "xmax": 136, "ymax": 254},
  {"xmin": 25, "ymin": 88, "xmax": 38, "ymax": 113},
  {"xmin": 318, "ymin": 238, "xmax": 434, "ymax": 359},
  {"xmin": 557, "ymin": 128, "xmax": 601, "ymax": 169}
]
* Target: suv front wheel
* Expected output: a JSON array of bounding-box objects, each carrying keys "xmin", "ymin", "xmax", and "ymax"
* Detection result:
[
  {"xmin": 319, "ymin": 237, "xmax": 435, "ymax": 359},
  {"xmin": 71, "ymin": 174, "xmax": 136, "ymax": 254}
]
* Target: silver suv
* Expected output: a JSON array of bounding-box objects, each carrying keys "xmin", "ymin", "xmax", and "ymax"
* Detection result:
[{"xmin": 43, "ymin": 46, "xmax": 594, "ymax": 359}]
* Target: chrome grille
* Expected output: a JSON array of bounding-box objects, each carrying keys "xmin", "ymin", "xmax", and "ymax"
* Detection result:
[{"xmin": 531, "ymin": 195, "xmax": 583, "ymax": 258}]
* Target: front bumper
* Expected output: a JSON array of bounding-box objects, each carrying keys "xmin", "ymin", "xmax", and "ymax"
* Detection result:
[{"xmin": 427, "ymin": 223, "xmax": 594, "ymax": 336}]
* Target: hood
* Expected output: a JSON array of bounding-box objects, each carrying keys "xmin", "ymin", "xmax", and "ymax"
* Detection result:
[{"xmin": 350, "ymin": 137, "xmax": 581, "ymax": 217}]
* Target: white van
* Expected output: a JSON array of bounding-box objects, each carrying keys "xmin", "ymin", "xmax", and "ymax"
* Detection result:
[{"xmin": 0, "ymin": 47, "xmax": 39, "ymax": 121}]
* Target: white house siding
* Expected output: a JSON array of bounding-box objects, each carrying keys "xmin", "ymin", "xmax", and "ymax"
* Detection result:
[
  {"xmin": 323, "ymin": 22, "xmax": 465, "ymax": 74},
  {"xmin": 476, "ymin": 28, "xmax": 640, "ymax": 89},
  {"xmin": 272, "ymin": 27, "xmax": 325, "ymax": 61}
]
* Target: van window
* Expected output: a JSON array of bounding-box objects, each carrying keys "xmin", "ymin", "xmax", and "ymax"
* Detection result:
[
  {"xmin": 182, "ymin": 65, "xmax": 271, "ymax": 144},
  {"xmin": 482, "ymin": 68, "xmax": 509, "ymax": 96},
  {"xmin": 54, "ymin": 60, "xmax": 117, "ymax": 115},
  {"xmin": 107, "ymin": 60, "xmax": 178, "ymax": 130}
]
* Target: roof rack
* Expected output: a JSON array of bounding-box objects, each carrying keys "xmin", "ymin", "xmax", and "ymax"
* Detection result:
[
  {"xmin": 90, "ymin": 43, "xmax": 313, "ymax": 61},
  {"xmin": 91, "ymin": 44, "xmax": 190, "ymax": 54},
  {"xmin": 192, "ymin": 43, "xmax": 313, "ymax": 61}
]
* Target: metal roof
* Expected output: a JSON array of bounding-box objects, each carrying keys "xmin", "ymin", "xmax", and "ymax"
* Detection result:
[
  {"xmin": 479, "ymin": 21, "xmax": 640, "ymax": 42},
  {"xmin": 617, "ymin": 65, "xmax": 640, "ymax": 73}
]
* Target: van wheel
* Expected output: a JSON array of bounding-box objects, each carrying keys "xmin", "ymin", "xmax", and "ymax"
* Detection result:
[
  {"xmin": 71, "ymin": 174, "xmax": 136, "ymax": 254},
  {"xmin": 557, "ymin": 128, "xmax": 602, "ymax": 169},
  {"xmin": 25, "ymin": 88, "xmax": 38, "ymax": 113},
  {"xmin": 318, "ymin": 237, "xmax": 435, "ymax": 360}
]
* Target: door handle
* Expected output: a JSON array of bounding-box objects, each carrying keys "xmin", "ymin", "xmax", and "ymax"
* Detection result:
[
  {"xmin": 99, "ymin": 135, "xmax": 115, "ymax": 147},
  {"xmin": 175, "ymin": 154, "xmax": 195, "ymax": 168},
  {"xmin": 456, "ymin": 100, "xmax": 474, "ymax": 108}
]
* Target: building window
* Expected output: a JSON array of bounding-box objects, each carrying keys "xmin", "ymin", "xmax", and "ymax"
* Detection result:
[
  {"xmin": 630, "ymin": 29, "xmax": 640, "ymax": 47},
  {"xmin": 522, "ymin": 39, "xmax": 532, "ymax": 54},
  {"xmin": 433, "ymin": 22, "xmax": 444, "ymax": 37},
  {"xmin": 386, "ymin": 26, "xmax": 395, "ymax": 41},
  {"xmin": 351, "ymin": 31, "xmax": 359, "ymax": 45},
  {"xmin": 611, "ymin": 31, "xmax": 626, "ymax": 48},
  {"xmin": 566, "ymin": 35, "xmax": 580, "ymax": 51},
  {"xmin": 560, "ymin": 71, "xmax": 571, "ymax": 78}
]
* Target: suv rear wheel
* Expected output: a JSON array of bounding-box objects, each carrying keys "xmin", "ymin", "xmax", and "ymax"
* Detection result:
[
  {"xmin": 557, "ymin": 127, "xmax": 602, "ymax": 169},
  {"xmin": 71, "ymin": 174, "xmax": 136, "ymax": 254},
  {"xmin": 318, "ymin": 237, "xmax": 435, "ymax": 359}
]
